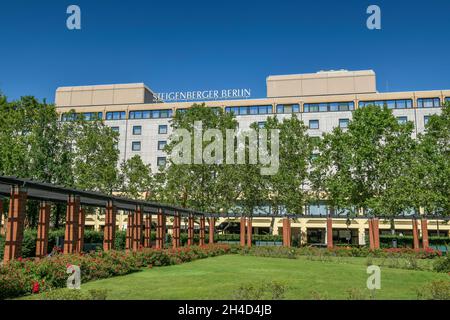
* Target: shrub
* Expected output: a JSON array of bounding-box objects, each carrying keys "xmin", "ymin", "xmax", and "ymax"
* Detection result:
[
  {"xmin": 417, "ymin": 281, "xmax": 450, "ymax": 300},
  {"xmin": 232, "ymin": 281, "xmax": 287, "ymax": 300},
  {"xmin": 345, "ymin": 288, "xmax": 370, "ymax": 300},
  {"xmin": 35, "ymin": 288, "xmax": 109, "ymax": 300},
  {"xmin": 433, "ymin": 256, "xmax": 450, "ymax": 273}
]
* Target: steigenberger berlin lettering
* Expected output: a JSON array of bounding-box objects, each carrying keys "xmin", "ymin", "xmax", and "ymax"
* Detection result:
[
  {"xmin": 156, "ymin": 88, "xmax": 251, "ymax": 102},
  {"xmin": 170, "ymin": 121, "xmax": 279, "ymax": 175}
]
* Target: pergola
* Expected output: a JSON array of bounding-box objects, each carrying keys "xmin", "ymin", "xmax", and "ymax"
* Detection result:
[{"xmin": 0, "ymin": 176, "xmax": 445, "ymax": 263}]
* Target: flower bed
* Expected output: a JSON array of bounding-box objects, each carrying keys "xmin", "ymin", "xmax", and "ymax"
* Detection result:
[{"xmin": 0, "ymin": 244, "xmax": 230, "ymax": 300}]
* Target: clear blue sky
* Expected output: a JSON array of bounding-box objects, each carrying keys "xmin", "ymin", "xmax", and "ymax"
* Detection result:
[{"xmin": 0, "ymin": 0, "xmax": 449, "ymax": 103}]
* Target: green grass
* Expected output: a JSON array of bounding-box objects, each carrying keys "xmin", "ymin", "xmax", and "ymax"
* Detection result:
[{"xmin": 25, "ymin": 255, "xmax": 448, "ymax": 300}]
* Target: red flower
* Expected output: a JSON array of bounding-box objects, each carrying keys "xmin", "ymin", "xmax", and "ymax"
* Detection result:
[{"xmin": 32, "ymin": 281, "xmax": 40, "ymax": 294}]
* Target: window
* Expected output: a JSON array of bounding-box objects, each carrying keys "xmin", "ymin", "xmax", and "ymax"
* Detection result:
[
  {"xmin": 304, "ymin": 102, "xmax": 354, "ymax": 113},
  {"xmin": 132, "ymin": 126, "xmax": 142, "ymax": 135},
  {"xmin": 83, "ymin": 112, "xmax": 102, "ymax": 121},
  {"xmin": 306, "ymin": 202, "xmax": 328, "ymax": 216},
  {"xmin": 158, "ymin": 141, "xmax": 167, "ymax": 150},
  {"xmin": 417, "ymin": 98, "xmax": 440, "ymax": 108},
  {"xmin": 257, "ymin": 121, "xmax": 266, "ymax": 128},
  {"xmin": 358, "ymin": 99, "xmax": 412, "ymax": 109},
  {"xmin": 276, "ymin": 104, "xmax": 300, "ymax": 114},
  {"xmin": 132, "ymin": 141, "xmax": 141, "ymax": 151},
  {"xmin": 176, "ymin": 108, "xmax": 187, "ymax": 114},
  {"xmin": 446, "ymin": 97, "xmax": 450, "ymax": 103},
  {"xmin": 397, "ymin": 116, "xmax": 408, "ymax": 124},
  {"xmin": 225, "ymin": 105, "xmax": 272, "ymax": 115},
  {"xmin": 424, "ymin": 116, "xmax": 430, "ymax": 125},
  {"xmin": 61, "ymin": 113, "xmax": 77, "ymax": 121},
  {"xmin": 111, "ymin": 127, "xmax": 120, "ymax": 133},
  {"xmin": 106, "ymin": 111, "xmax": 126, "ymax": 120},
  {"xmin": 157, "ymin": 157, "xmax": 166, "ymax": 167},
  {"xmin": 62, "ymin": 112, "xmax": 102, "ymax": 121},
  {"xmin": 339, "ymin": 118, "xmax": 349, "ymax": 128},
  {"xmin": 309, "ymin": 120, "xmax": 319, "ymax": 129},
  {"xmin": 158, "ymin": 125, "xmax": 168, "ymax": 134},
  {"xmin": 129, "ymin": 109, "xmax": 173, "ymax": 119}
]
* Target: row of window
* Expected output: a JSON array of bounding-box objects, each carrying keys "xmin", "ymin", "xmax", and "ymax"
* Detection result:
[
  {"xmin": 116, "ymin": 115, "xmax": 433, "ymax": 137},
  {"xmin": 111, "ymin": 125, "xmax": 168, "ymax": 135},
  {"xmin": 61, "ymin": 112, "xmax": 103, "ymax": 121},
  {"xmin": 62, "ymin": 97, "xmax": 449, "ymax": 121},
  {"xmin": 129, "ymin": 109, "xmax": 173, "ymax": 119},
  {"xmin": 358, "ymin": 99, "xmax": 413, "ymax": 109},
  {"xmin": 303, "ymin": 102, "xmax": 355, "ymax": 113},
  {"xmin": 131, "ymin": 140, "xmax": 167, "ymax": 151},
  {"xmin": 225, "ymin": 105, "xmax": 273, "ymax": 115}
]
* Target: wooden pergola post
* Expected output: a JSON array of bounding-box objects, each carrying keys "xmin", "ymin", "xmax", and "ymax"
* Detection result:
[
  {"xmin": 36, "ymin": 201, "xmax": 51, "ymax": 258},
  {"xmin": 199, "ymin": 216, "xmax": 206, "ymax": 246},
  {"xmin": 373, "ymin": 218, "xmax": 380, "ymax": 249},
  {"xmin": 133, "ymin": 205, "xmax": 143, "ymax": 251},
  {"xmin": 187, "ymin": 215, "xmax": 194, "ymax": 247},
  {"xmin": 209, "ymin": 217, "xmax": 215, "ymax": 244},
  {"xmin": 368, "ymin": 218, "xmax": 380, "ymax": 250},
  {"xmin": 421, "ymin": 218, "xmax": 429, "ymax": 249},
  {"xmin": 172, "ymin": 213, "xmax": 181, "ymax": 248},
  {"xmin": 412, "ymin": 218, "xmax": 420, "ymax": 251},
  {"xmin": 326, "ymin": 216, "xmax": 333, "ymax": 249},
  {"xmin": 283, "ymin": 218, "xmax": 291, "ymax": 247},
  {"xmin": 156, "ymin": 209, "xmax": 165, "ymax": 249},
  {"xmin": 103, "ymin": 201, "xmax": 116, "ymax": 251},
  {"xmin": 64, "ymin": 195, "xmax": 80, "ymax": 254},
  {"xmin": 246, "ymin": 217, "xmax": 252, "ymax": 247},
  {"xmin": 3, "ymin": 186, "xmax": 27, "ymax": 263},
  {"xmin": 77, "ymin": 207, "xmax": 85, "ymax": 253},
  {"xmin": 144, "ymin": 214, "xmax": 152, "ymax": 248},
  {"xmin": 126, "ymin": 212, "xmax": 134, "ymax": 251},
  {"xmin": 240, "ymin": 217, "xmax": 246, "ymax": 247}
]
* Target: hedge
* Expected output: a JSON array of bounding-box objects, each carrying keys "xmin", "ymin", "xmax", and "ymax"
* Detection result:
[{"xmin": 379, "ymin": 235, "xmax": 449, "ymax": 248}]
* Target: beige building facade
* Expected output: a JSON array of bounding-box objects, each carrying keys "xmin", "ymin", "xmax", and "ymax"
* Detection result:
[{"xmin": 55, "ymin": 70, "xmax": 450, "ymax": 245}]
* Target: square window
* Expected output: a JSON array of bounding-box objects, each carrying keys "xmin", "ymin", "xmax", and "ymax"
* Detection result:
[
  {"xmin": 258, "ymin": 121, "xmax": 266, "ymax": 128},
  {"xmin": 158, "ymin": 141, "xmax": 167, "ymax": 150},
  {"xmin": 319, "ymin": 104, "xmax": 328, "ymax": 112},
  {"xmin": 111, "ymin": 126, "xmax": 120, "ymax": 133},
  {"xmin": 133, "ymin": 126, "xmax": 142, "ymax": 135},
  {"xmin": 309, "ymin": 120, "xmax": 319, "ymax": 129},
  {"xmin": 339, "ymin": 118, "xmax": 349, "ymax": 128},
  {"xmin": 397, "ymin": 116, "xmax": 408, "ymax": 124},
  {"xmin": 132, "ymin": 141, "xmax": 141, "ymax": 151},
  {"xmin": 159, "ymin": 125, "xmax": 168, "ymax": 134},
  {"xmin": 276, "ymin": 105, "xmax": 284, "ymax": 114},
  {"xmin": 157, "ymin": 157, "xmax": 166, "ymax": 167},
  {"xmin": 424, "ymin": 116, "xmax": 430, "ymax": 125}
]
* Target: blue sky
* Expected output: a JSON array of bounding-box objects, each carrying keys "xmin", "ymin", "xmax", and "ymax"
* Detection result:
[{"xmin": 0, "ymin": 0, "xmax": 449, "ymax": 102}]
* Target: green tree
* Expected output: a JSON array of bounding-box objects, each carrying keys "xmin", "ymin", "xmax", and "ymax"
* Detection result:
[
  {"xmin": 412, "ymin": 102, "xmax": 450, "ymax": 218},
  {"xmin": 311, "ymin": 105, "xmax": 418, "ymax": 232},
  {"xmin": 162, "ymin": 104, "xmax": 239, "ymax": 213},
  {"xmin": 61, "ymin": 112, "xmax": 120, "ymax": 194},
  {"xmin": 119, "ymin": 155, "xmax": 153, "ymax": 199}
]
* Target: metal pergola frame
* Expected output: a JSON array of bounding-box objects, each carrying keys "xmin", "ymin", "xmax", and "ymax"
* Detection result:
[{"xmin": 0, "ymin": 176, "xmax": 203, "ymax": 217}]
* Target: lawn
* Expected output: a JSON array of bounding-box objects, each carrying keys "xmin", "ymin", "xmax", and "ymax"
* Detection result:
[{"xmin": 25, "ymin": 254, "xmax": 448, "ymax": 300}]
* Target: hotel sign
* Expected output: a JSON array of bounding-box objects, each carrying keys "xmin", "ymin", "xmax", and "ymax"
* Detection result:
[{"xmin": 156, "ymin": 88, "xmax": 251, "ymax": 102}]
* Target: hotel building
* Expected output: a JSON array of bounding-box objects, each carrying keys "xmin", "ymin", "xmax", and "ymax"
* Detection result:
[{"xmin": 54, "ymin": 70, "xmax": 450, "ymax": 245}]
